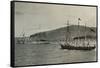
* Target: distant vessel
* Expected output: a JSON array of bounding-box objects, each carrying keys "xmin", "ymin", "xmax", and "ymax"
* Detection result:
[
  {"xmin": 16, "ymin": 33, "xmax": 26, "ymax": 44},
  {"xmin": 60, "ymin": 18, "xmax": 95, "ymax": 50}
]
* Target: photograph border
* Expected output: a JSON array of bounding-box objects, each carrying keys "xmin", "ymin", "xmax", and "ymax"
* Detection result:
[{"xmin": 10, "ymin": 1, "xmax": 98, "ymax": 67}]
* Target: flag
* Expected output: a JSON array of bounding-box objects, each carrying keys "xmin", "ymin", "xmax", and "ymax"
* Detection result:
[{"xmin": 78, "ymin": 18, "xmax": 81, "ymax": 21}]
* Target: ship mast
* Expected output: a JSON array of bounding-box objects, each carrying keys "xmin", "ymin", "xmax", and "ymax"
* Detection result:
[
  {"xmin": 77, "ymin": 18, "xmax": 81, "ymax": 46},
  {"xmin": 22, "ymin": 32, "xmax": 25, "ymax": 44},
  {"xmin": 78, "ymin": 18, "xmax": 81, "ymax": 38},
  {"xmin": 85, "ymin": 23, "xmax": 86, "ymax": 43},
  {"xmin": 65, "ymin": 20, "xmax": 69, "ymax": 43},
  {"xmin": 84, "ymin": 23, "xmax": 89, "ymax": 47}
]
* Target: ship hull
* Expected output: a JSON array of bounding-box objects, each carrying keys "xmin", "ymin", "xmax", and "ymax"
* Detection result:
[{"xmin": 60, "ymin": 44, "xmax": 95, "ymax": 50}]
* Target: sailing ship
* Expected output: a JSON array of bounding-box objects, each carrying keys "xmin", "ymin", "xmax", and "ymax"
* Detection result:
[
  {"xmin": 60, "ymin": 18, "xmax": 96, "ymax": 50},
  {"xmin": 16, "ymin": 33, "xmax": 26, "ymax": 44}
]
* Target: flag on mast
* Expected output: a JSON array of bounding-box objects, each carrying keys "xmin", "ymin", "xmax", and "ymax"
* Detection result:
[{"xmin": 78, "ymin": 18, "xmax": 81, "ymax": 21}]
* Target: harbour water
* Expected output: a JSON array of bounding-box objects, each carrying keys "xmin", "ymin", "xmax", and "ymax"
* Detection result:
[{"xmin": 15, "ymin": 42, "xmax": 96, "ymax": 66}]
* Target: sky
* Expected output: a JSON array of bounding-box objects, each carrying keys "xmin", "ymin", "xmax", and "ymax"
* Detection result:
[{"xmin": 15, "ymin": 2, "xmax": 97, "ymax": 37}]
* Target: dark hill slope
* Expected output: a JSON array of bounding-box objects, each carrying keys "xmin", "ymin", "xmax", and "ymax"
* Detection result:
[{"xmin": 30, "ymin": 25, "xmax": 96, "ymax": 41}]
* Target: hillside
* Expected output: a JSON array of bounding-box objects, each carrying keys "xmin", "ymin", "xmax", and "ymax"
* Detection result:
[{"xmin": 30, "ymin": 25, "xmax": 96, "ymax": 41}]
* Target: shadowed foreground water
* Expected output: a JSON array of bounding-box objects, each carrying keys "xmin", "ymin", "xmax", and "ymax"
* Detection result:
[{"xmin": 15, "ymin": 43, "xmax": 96, "ymax": 66}]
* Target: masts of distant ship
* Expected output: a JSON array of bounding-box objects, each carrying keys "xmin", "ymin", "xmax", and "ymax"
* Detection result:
[{"xmin": 22, "ymin": 32, "xmax": 25, "ymax": 44}]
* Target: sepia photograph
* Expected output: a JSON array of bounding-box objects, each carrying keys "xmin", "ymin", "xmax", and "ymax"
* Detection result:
[{"xmin": 11, "ymin": 1, "xmax": 97, "ymax": 67}]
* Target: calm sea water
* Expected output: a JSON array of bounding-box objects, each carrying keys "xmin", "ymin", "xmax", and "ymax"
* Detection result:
[{"xmin": 15, "ymin": 43, "xmax": 96, "ymax": 66}]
